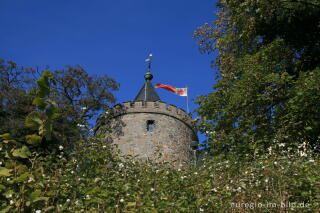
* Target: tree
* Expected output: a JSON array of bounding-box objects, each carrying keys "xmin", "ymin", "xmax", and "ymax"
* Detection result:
[
  {"xmin": 193, "ymin": 0, "xmax": 320, "ymax": 157},
  {"xmin": 0, "ymin": 59, "xmax": 119, "ymax": 148}
]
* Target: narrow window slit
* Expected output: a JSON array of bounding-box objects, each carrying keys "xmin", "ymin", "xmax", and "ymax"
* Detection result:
[{"xmin": 146, "ymin": 120, "xmax": 155, "ymax": 132}]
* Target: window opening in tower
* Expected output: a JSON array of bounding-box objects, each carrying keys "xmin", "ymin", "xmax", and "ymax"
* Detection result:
[{"xmin": 146, "ymin": 120, "xmax": 155, "ymax": 132}]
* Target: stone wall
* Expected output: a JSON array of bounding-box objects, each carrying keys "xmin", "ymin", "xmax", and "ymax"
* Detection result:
[{"xmin": 96, "ymin": 101, "xmax": 198, "ymax": 164}]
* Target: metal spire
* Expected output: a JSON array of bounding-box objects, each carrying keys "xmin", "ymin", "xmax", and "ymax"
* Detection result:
[
  {"xmin": 144, "ymin": 53, "xmax": 153, "ymax": 81},
  {"xmin": 134, "ymin": 53, "xmax": 160, "ymax": 102}
]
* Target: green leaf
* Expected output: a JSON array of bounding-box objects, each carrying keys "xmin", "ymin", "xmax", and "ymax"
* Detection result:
[
  {"xmin": 4, "ymin": 190, "xmax": 14, "ymax": 198},
  {"xmin": 0, "ymin": 206, "xmax": 12, "ymax": 213},
  {"xmin": 32, "ymin": 97, "xmax": 47, "ymax": 110},
  {"xmin": 127, "ymin": 202, "xmax": 136, "ymax": 207},
  {"xmin": 33, "ymin": 197, "xmax": 49, "ymax": 203},
  {"xmin": 26, "ymin": 134, "xmax": 42, "ymax": 146},
  {"xmin": 15, "ymin": 172, "xmax": 32, "ymax": 182},
  {"xmin": 304, "ymin": 126, "xmax": 312, "ymax": 131},
  {"xmin": 40, "ymin": 122, "xmax": 52, "ymax": 140},
  {"xmin": 25, "ymin": 111, "xmax": 44, "ymax": 131},
  {"xmin": 37, "ymin": 70, "xmax": 54, "ymax": 98},
  {"xmin": 0, "ymin": 133, "xmax": 11, "ymax": 140},
  {"xmin": 0, "ymin": 184, "xmax": 6, "ymax": 191},
  {"xmin": 12, "ymin": 146, "xmax": 31, "ymax": 159},
  {"xmin": 0, "ymin": 167, "xmax": 12, "ymax": 177},
  {"xmin": 46, "ymin": 105, "xmax": 60, "ymax": 120},
  {"xmin": 30, "ymin": 189, "xmax": 41, "ymax": 202}
]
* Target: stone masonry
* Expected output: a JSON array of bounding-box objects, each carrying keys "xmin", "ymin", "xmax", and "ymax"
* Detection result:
[{"xmin": 96, "ymin": 101, "xmax": 198, "ymax": 164}]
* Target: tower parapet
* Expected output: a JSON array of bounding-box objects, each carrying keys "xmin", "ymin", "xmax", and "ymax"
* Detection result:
[{"xmin": 109, "ymin": 101, "xmax": 196, "ymax": 134}]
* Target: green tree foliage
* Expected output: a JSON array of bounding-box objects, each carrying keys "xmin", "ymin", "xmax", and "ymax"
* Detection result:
[
  {"xmin": 193, "ymin": 0, "xmax": 320, "ymax": 156},
  {"xmin": 0, "ymin": 59, "xmax": 119, "ymax": 148}
]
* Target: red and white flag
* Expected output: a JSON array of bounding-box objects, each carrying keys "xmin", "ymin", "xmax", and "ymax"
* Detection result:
[{"xmin": 154, "ymin": 83, "xmax": 188, "ymax": 96}]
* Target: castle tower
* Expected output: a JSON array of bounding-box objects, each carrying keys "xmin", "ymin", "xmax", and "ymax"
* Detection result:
[{"xmin": 95, "ymin": 68, "xmax": 198, "ymax": 165}]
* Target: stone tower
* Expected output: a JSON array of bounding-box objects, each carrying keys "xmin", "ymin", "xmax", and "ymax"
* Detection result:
[{"xmin": 95, "ymin": 69, "xmax": 198, "ymax": 164}]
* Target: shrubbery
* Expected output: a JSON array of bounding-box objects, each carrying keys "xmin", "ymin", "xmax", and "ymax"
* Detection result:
[{"xmin": 1, "ymin": 134, "xmax": 319, "ymax": 212}]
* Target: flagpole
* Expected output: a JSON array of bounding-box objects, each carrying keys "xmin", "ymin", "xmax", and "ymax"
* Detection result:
[{"xmin": 186, "ymin": 85, "xmax": 189, "ymax": 113}]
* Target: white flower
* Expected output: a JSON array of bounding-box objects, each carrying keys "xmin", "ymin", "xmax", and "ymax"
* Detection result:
[
  {"xmin": 265, "ymin": 178, "xmax": 269, "ymax": 183},
  {"xmin": 151, "ymin": 188, "xmax": 155, "ymax": 192},
  {"xmin": 36, "ymin": 210, "xmax": 41, "ymax": 213},
  {"xmin": 59, "ymin": 145, "xmax": 63, "ymax": 150},
  {"xmin": 258, "ymin": 194, "xmax": 261, "ymax": 198},
  {"xmin": 103, "ymin": 145, "xmax": 106, "ymax": 148},
  {"xmin": 181, "ymin": 176, "xmax": 187, "ymax": 180},
  {"xmin": 10, "ymin": 200, "xmax": 14, "ymax": 205},
  {"xmin": 86, "ymin": 195, "xmax": 90, "ymax": 199},
  {"xmin": 279, "ymin": 143, "xmax": 285, "ymax": 147},
  {"xmin": 194, "ymin": 172, "xmax": 198, "ymax": 175},
  {"xmin": 274, "ymin": 161, "xmax": 278, "ymax": 165},
  {"xmin": 120, "ymin": 198, "xmax": 124, "ymax": 203},
  {"xmin": 213, "ymin": 188, "xmax": 218, "ymax": 192},
  {"xmin": 200, "ymin": 207, "xmax": 204, "ymax": 212},
  {"xmin": 299, "ymin": 151, "xmax": 307, "ymax": 157},
  {"xmin": 0, "ymin": 162, "xmax": 2, "ymax": 165},
  {"xmin": 81, "ymin": 107, "xmax": 87, "ymax": 110},
  {"xmin": 309, "ymin": 159, "xmax": 315, "ymax": 163},
  {"xmin": 105, "ymin": 111, "xmax": 109, "ymax": 114},
  {"xmin": 118, "ymin": 163, "xmax": 124, "ymax": 168},
  {"xmin": 28, "ymin": 177, "xmax": 34, "ymax": 183},
  {"xmin": 66, "ymin": 199, "xmax": 70, "ymax": 202}
]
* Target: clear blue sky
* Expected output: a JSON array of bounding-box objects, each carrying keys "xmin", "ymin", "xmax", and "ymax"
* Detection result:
[{"xmin": 1, "ymin": 0, "xmax": 217, "ymax": 142}]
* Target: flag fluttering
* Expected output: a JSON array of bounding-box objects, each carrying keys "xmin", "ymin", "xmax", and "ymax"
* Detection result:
[{"xmin": 154, "ymin": 83, "xmax": 188, "ymax": 96}]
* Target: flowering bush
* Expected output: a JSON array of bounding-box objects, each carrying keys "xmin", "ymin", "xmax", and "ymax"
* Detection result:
[{"xmin": 1, "ymin": 134, "xmax": 319, "ymax": 212}]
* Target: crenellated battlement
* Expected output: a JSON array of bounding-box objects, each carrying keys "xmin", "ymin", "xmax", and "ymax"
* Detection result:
[{"xmin": 109, "ymin": 101, "xmax": 195, "ymax": 130}]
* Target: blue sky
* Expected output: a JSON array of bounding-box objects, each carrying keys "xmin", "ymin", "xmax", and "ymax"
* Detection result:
[{"xmin": 1, "ymin": 0, "xmax": 217, "ymax": 142}]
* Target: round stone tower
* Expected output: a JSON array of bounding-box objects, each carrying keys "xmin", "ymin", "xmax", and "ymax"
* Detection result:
[{"xmin": 95, "ymin": 69, "xmax": 198, "ymax": 164}]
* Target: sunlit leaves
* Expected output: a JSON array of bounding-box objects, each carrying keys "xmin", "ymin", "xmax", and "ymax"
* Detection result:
[
  {"xmin": 25, "ymin": 134, "xmax": 42, "ymax": 146},
  {"xmin": 0, "ymin": 167, "xmax": 12, "ymax": 177},
  {"xmin": 12, "ymin": 146, "xmax": 31, "ymax": 159},
  {"xmin": 36, "ymin": 70, "xmax": 55, "ymax": 98}
]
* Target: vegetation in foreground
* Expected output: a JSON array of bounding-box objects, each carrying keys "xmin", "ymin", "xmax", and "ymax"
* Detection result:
[{"xmin": 1, "ymin": 0, "xmax": 320, "ymax": 212}]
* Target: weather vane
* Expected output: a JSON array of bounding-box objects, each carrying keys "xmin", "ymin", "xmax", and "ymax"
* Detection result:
[{"xmin": 145, "ymin": 53, "xmax": 153, "ymax": 72}]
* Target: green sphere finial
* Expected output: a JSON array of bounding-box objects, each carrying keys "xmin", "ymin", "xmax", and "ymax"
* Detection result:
[{"xmin": 144, "ymin": 71, "xmax": 153, "ymax": 81}]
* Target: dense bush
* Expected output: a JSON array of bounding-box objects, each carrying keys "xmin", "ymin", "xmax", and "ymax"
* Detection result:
[{"xmin": 1, "ymin": 134, "xmax": 319, "ymax": 212}]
